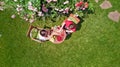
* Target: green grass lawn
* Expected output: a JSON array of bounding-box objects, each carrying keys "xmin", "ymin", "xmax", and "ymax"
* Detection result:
[{"xmin": 0, "ymin": 0, "xmax": 120, "ymax": 67}]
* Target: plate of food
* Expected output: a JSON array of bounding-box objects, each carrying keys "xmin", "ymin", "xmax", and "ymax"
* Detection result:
[{"xmin": 49, "ymin": 30, "xmax": 66, "ymax": 44}]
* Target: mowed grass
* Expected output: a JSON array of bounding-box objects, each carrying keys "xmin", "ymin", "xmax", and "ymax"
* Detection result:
[{"xmin": 0, "ymin": 0, "xmax": 120, "ymax": 67}]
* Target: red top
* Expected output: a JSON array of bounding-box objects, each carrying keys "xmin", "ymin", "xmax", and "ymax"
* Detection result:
[{"xmin": 64, "ymin": 20, "xmax": 76, "ymax": 32}]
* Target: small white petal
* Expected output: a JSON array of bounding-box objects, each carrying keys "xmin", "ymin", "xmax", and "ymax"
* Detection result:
[
  {"xmin": 29, "ymin": 18, "xmax": 35, "ymax": 23},
  {"xmin": 38, "ymin": 11, "xmax": 44, "ymax": 16},
  {"xmin": 28, "ymin": 1, "xmax": 32, "ymax": 6},
  {"xmin": 46, "ymin": 0, "xmax": 52, "ymax": 3},
  {"xmin": 28, "ymin": 5, "xmax": 33, "ymax": 10},
  {"xmin": 14, "ymin": 0, "xmax": 17, "ymax": 2},
  {"xmin": 55, "ymin": 8, "xmax": 59, "ymax": 11},
  {"xmin": 33, "ymin": 8, "xmax": 37, "ymax": 12},
  {"xmin": 59, "ymin": 9, "xmax": 64, "ymax": 12},
  {"xmin": 63, "ymin": 1, "xmax": 69, "ymax": 4},
  {"xmin": 11, "ymin": 14, "xmax": 16, "ymax": 19},
  {"xmin": 0, "ymin": 6, "xmax": 3, "ymax": 11},
  {"xmin": 52, "ymin": 0, "xmax": 57, "ymax": 2}
]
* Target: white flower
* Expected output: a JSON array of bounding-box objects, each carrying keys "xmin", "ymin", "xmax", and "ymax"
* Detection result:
[
  {"xmin": 33, "ymin": 8, "xmax": 37, "ymax": 12},
  {"xmin": 22, "ymin": 14, "xmax": 29, "ymax": 21},
  {"xmin": 70, "ymin": 8, "xmax": 72, "ymax": 11},
  {"xmin": 55, "ymin": 8, "xmax": 59, "ymax": 11},
  {"xmin": 63, "ymin": 7, "xmax": 69, "ymax": 14},
  {"xmin": 28, "ymin": 1, "xmax": 32, "ymax": 6},
  {"xmin": 82, "ymin": 8, "xmax": 85, "ymax": 10},
  {"xmin": 65, "ymin": 7, "xmax": 69, "ymax": 10},
  {"xmin": 28, "ymin": 5, "xmax": 34, "ymax": 10},
  {"xmin": 75, "ymin": 13, "xmax": 79, "ymax": 17},
  {"xmin": 52, "ymin": 0, "xmax": 57, "ymax": 2},
  {"xmin": 16, "ymin": 7, "xmax": 23, "ymax": 12},
  {"xmin": 17, "ymin": 5, "xmax": 21, "ymax": 7},
  {"xmin": 16, "ymin": 5, "xmax": 23, "ymax": 12},
  {"xmin": 59, "ymin": 9, "xmax": 64, "ymax": 12},
  {"xmin": 17, "ymin": 12, "xmax": 20, "ymax": 15},
  {"xmin": 63, "ymin": 11, "xmax": 65, "ymax": 14},
  {"xmin": 29, "ymin": 18, "xmax": 35, "ymax": 23},
  {"xmin": 0, "ymin": 6, "xmax": 3, "ymax": 11},
  {"xmin": 11, "ymin": 14, "xmax": 16, "ymax": 19},
  {"xmin": 63, "ymin": 1, "xmax": 69, "ymax": 4},
  {"xmin": 46, "ymin": 0, "xmax": 52, "ymax": 3},
  {"xmin": 38, "ymin": 11, "xmax": 44, "ymax": 17},
  {"xmin": 14, "ymin": 0, "xmax": 17, "ymax": 2},
  {"xmin": 95, "ymin": 0, "xmax": 99, "ymax": 3},
  {"xmin": 24, "ymin": 17, "xmax": 28, "ymax": 21},
  {"xmin": 16, "ymin": 8, "xmax": 19, "ymax": 11},
  {"xmin": 25, "ymin": 18, "xmax": 29, "ymax": 21},
  {"xmin": 28, "ymin": 5, "xmax": 37, "ymax": 12}
]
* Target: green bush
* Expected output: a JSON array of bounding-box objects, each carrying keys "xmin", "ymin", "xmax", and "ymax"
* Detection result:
[{"xmin": 2, "ymin": 0, "xmax": 94, "ymax": 23}]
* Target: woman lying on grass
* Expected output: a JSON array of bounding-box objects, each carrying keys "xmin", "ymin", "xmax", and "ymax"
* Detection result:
[
  {"xmin": 61, "ymin": 19, "xmax": 77, "ymax": 34},
  {"xmin": 37, "ymin": 27, "xmax": 65, "ymax": 42}
]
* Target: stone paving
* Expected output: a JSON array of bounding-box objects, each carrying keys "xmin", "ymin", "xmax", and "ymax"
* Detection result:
[
  {"xmin": 95, "ymin": 0, "xmax": 120, "ymax": 22},
  {"xmin": 108, "ymin": 11, "xmax": 120, "ymax": 22},
  {"xmin": 100, "ymin": 0, "xmax": 112, "ymax": 9}
]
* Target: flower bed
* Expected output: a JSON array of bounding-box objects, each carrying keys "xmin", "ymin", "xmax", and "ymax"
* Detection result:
[{"xmin": 1, "ymin": 0, "xmax": 94, "ymax": 23}]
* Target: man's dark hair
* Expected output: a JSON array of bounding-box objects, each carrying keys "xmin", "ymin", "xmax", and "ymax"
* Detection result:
[{"xmin": 40, "ymin": 30, "xmax": 48, "ymax": 37}]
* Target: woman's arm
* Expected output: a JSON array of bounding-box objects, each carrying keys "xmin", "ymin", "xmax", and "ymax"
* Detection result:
[{"xmin": 59, "ymin": 22, "xmax": 65, "ymax": 32}]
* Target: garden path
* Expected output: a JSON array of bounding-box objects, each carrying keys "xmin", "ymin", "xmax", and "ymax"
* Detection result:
[
  {"xmin": 97, "ymin": 0, "xmax": 120, "ymax": 22},
  {"xmin": 108, "ymin": 11, "xmax": 120, "ymax": 22},
  {"xmin": 100, "ymin": 0, "xmax": 112, "ymax": 9}
]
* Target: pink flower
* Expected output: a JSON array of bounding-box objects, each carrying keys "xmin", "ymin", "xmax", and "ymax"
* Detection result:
[
  {"xmin": 75, "ymin": 13, "xmax": 79, "ymax": 17},
  {"xmin": 42, "ymin": 5, "xmax": 48, "ymax": 12},
  {"xmin": 84, "ymin": 2, "xmax": 89, "ymax": 8},
  {"xmin": 28, "ymin": 5, "xmax": 34, "ymax": 10},
  {"xmin": 63, "ymin": 7, "xmax": 69, "ymax": 14},
  {"xmin": 29, "ymin": 18, "xmax": 35, "ymax": 23},
  {"xmin": 16, "ymin": 5, "xmax": 23, "ymax": 12},
  {"xmin": 28, "ymin": 5, "xmax": 37, "ymax": 12},
  {"xmin": 38, "ymin": 11, "xmax": 44, "ymax": 17}
]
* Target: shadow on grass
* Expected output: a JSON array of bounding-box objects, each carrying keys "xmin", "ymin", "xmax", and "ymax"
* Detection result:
[
  {"xmin": 76, "ymin": 17, "xmax": 84, "ymax": 31},
  {"xmin": 65, "ymin": 33, "xmax": 72, "ymax": 40}
]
